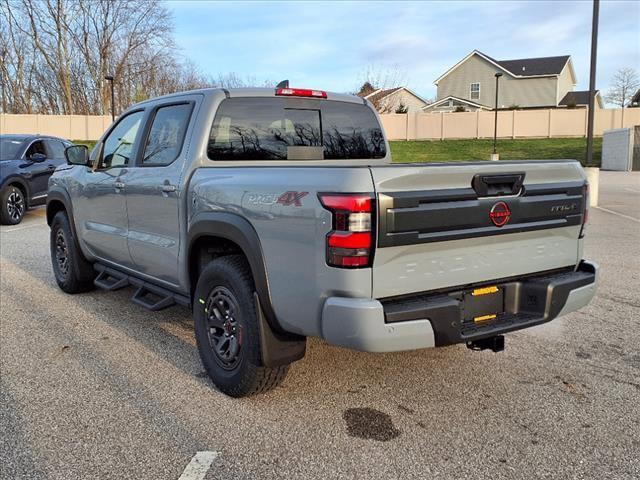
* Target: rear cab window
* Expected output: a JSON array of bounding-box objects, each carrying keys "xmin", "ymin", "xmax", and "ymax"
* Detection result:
[{"xmin": 207, "ymin": 97, "xmax": 385, "ymax": 161}]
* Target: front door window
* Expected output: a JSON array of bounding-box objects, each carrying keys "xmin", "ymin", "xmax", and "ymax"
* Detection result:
[
  {"xmin": 25, "ymin": 140, "xmax": 47, "ymax": 159},
  {"xmin": 98, "ymin": 111, "xmax": 144, "ymax": 170}
]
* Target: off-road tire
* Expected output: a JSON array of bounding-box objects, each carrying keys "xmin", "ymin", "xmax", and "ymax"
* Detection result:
[
  {"xmin": 50, "ymin": 211, "xmax": 95, "ymax": 293},
  {"xmin": 193, "ymin": 255, "xmax": 290, "ymax": 397},
  {"xmin": 0, "ymin": 185, "xmax": 26, "ymax": 225}
]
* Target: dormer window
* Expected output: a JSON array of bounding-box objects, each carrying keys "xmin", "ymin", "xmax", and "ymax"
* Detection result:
[{"xmin": 470, "ymin": 83, "xmax": 480, "ymax": 100}]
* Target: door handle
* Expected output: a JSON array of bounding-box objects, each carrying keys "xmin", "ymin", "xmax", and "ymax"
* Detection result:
[
  {"xmin": 161, "ymin": 184, "xmax": 177, "ymax": 193},
  {"xmin": 47, "ymin": 164, "xmax": 56, "ymax": 170},
  {"xmin": 114, "ymin": 181, "xmax": 125, "ymax": 189}
]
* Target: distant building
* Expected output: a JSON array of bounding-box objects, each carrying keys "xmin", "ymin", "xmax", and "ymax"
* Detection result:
[
  {"xmin": 425, "ymin": 50, "xmax": 603, "ymax": 112},
  {"xmin": 358, "ymin": 87, "xmax": 429, "ymax": 113},
  {"xmin": 422, "ymin": 96, "xmax": 491, "ymax": 113}
]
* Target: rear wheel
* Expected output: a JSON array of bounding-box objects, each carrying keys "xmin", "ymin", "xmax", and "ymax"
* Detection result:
[
  {"xmin": 193, "ymin": 255, "xmax": 289, "ymax": 397},
  {"xmin": 0, "ymin": 185, "xmax": 26, "ymax": 225},
  {"xmin": 50, "ymin": 211, "xmax": 95, "ymax": 293}
]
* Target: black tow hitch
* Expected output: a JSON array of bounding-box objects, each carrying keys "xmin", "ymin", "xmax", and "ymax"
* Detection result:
[{"xmin": 466, "ymin": 335, "xmax": 505, "ymax": 353}]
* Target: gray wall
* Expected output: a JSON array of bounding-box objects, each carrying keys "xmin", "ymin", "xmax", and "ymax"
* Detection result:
[{"xmin": 602, "ymin": 128, "xmax": 634, "ymax": 171}]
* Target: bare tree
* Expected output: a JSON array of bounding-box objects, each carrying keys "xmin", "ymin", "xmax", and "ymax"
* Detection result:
[
  {"xmin": 0, "ymin": 0, "xmax": 276, "ymax": 115},
  {"xmin": 605, "ymin": 67, "xmax": 640, "ymax": 108},
  {"xmin": 3, "ymin": 0, "xmax": 79, "ymax": 114},
  {"xmin": 1, "ymin": 0, "xmax": 209, "ymax": 115},
  {"xmin": 354, "ymin": 64, "xmax": 407, "ymax": 113},
  {"xmin": 71, "ymin": 0, "xmax": 177, "ymax": 114},
  {"xmin": 213, "ymin": 72, "xmax": 276, "ymax": 89},
  {"xmin": 1, "ymin": 1, "xmax": 40, "ymax": 113},
  {"xmin": 355, "ymin": 63, "xmax": 406, "ymax": 94}
]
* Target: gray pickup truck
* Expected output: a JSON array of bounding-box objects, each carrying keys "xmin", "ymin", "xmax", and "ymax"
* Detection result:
[{"xmin": 47, "ymin": 87, "xmax": 598, "ymax": 397}]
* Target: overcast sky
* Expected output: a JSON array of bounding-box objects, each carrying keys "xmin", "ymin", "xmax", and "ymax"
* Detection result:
[{"xmin": 167, "ymin": 0, "xmax": 639, "ymax": 102}]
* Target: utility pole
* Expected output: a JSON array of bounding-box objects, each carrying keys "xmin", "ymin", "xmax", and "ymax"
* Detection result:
[
  {"xmin": 1, "ymin": 48, "xmax": 7, "ymax": 114},
  {"xmin": 586, "ymin": 0, "xmax": 599, "ymax": 165},
  {"xmin": 492, "ymin": 72, "xmax": 503, "ymax": 160},
  {"xmin": 105, "ymin": 75, "xmax": 115, "ymax": 122}
]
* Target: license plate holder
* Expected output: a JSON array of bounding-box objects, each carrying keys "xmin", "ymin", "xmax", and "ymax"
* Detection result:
[{"xmin": 461, "ymin": 286, "xmax": 504, "ymax": 323}]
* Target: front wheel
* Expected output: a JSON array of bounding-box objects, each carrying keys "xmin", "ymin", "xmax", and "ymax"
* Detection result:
[
  {"xmin": 50, "ymin": 211, "xmax": 95, "ymax": 293},
  {"xmin": 193, "ymin": 255, "xmax": 289, "ymax": 397},
  {"xmin": 0, "ymin": 186, "xmax": 26, "ymax": 225}
]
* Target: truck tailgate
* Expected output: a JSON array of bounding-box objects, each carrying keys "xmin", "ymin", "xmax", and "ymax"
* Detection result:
[{"xmin": 370, "ymin": 161, "xmax": 586, "ymax": 299}]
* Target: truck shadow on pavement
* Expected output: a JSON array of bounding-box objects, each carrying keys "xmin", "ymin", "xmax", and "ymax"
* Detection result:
[
  {"xmin": 5, "ymin": 246, "xmax": 527, "ymax": 404},
  {"xmin": 69, "ymin": 282, "xmax": 504, "ymax": 406},
  {"xmin": 3, "ymin": 250, "xmax": 576, "ymax": 410}
]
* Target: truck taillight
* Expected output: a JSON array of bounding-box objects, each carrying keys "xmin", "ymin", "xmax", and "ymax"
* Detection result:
[
  {"xmin": 275, "ymin": 88, "xmax": 327, "ymax": 98},
  {"xmin": 319, "ymin": 194, "xmax": 374, "ymax": 268},
  {"xmin": 580, "ymin": 183, "xmax": 589, "ymax": 238}
]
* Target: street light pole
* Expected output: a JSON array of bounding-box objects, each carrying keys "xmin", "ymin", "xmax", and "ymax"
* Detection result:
[
  {"xmin": 492, "ymin": 72, "xmax": 503, "ymax": 160},
  {"xmin": 1, "ymin": 48, "xmax": 7, "ymax": 114},
  {"xmin": 105, "ymin": 75, "xmax": 115, "ymax": 122},
  {"xmin": 586, "ymin": 0, "xmax": 599, "ymax": 166}
]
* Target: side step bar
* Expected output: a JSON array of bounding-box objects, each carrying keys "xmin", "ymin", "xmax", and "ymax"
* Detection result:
[
  {"xmin": 94, "ymin": 267, "xmax": 129, "ymax": 291},
  {"xmin": 93, "ymin": 264, "xmax": 190, "ymax": 311}
]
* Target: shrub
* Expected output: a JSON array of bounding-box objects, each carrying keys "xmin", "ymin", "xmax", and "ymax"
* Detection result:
[{"xmin": 395, "ymin": 102, "xmax": 408, "ymax": 114}]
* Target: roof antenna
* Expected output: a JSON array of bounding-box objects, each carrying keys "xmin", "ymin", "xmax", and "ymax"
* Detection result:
[{"xmin": 276, "ymin": 79, "xmax": 289, "ymax": 89}]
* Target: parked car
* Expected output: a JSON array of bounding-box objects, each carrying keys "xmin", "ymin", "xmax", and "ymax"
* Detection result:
[
  {"xmin": 0, "ymin": 134, "xmax": 73, "ymax": 224},
  {"xmin": 46, "ymin": 87, "xmax": 598, "ymax": 397}
]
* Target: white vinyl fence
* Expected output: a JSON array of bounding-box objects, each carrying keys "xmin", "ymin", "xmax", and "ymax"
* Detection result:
[
  {"xmin": 380, "ymin": 108, "xmax": 640, "ymax": 141},
  {"xmin": 1, "ymin": 108, "xmax": 639, "ymax": 142}
]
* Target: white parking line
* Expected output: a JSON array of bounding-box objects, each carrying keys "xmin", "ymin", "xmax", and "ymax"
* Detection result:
[
  {"xmin": 0, "ymin": 223, "xmax": 44, "ymax": 233},
  {"xmin": 594, "ymin": 206, "xmax": 640, "ymax": 223},
  {"xmin": 178, "ymin": 451, "xmax": 219, "ymax": 480}
]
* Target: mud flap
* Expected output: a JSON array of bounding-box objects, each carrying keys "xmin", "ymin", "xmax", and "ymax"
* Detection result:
[{"xmin": 254, "ymin": 293, "xmax": 306, "ymax": 367}]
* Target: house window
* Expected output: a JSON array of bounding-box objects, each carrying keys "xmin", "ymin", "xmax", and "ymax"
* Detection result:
[{"xmin": 470, "ymin": 83, "xmax": 480, "ymax": 100}]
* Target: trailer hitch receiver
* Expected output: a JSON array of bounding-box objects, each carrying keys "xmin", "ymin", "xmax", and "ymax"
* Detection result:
[{"xmin": 466, "ymin": 335, "xmax": 505, "ymax": 353}]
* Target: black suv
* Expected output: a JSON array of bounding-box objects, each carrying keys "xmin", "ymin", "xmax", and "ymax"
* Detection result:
[{"xmin": 0, "ymin": 135, "xmax": 72, "ymax": 224}]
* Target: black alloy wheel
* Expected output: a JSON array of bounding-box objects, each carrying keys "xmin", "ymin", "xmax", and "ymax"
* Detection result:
[
  {"xmin": 54, "ymin": 229, "xmax": 70, "ymax": 280},
  {"xmin": 49, "ymin": 211, "xmax": 95, "ymax": 293},
  {"xmin": 205, "ymin": 286, "xmax": 243, "ymax": 370}
]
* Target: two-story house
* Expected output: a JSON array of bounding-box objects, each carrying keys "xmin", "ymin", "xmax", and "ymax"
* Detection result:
[{"xmin": 424, "ymin": 50, "xmax": 603, "ymax": 112}]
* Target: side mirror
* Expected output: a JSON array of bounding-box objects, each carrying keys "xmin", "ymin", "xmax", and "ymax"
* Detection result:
[
  {"xmin": 29, "ymin": 152, "xmax": 47, "ymax": 163},
  {"xmin": 65, "ymin": 145, "xmax": 89, "ymax": 166}
]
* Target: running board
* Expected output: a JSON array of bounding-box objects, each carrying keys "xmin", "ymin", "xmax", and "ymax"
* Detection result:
[
  {"xmin": 93, "ymin": 264, "xmax": 190, "ymax": 311},
  {"xmin": 94, "ymin": 266, "xmax": 129, "ymax": 291},
  {"xmin": 130, "ymin": 281, "xmax": 176, "ymax": 311}
]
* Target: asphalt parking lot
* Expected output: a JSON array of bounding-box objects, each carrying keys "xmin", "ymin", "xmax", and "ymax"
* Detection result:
[{"xmin": 1, "ymin": 171, "xmax": 639, "ymax": 480}]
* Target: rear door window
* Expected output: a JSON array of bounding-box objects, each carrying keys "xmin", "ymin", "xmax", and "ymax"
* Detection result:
[
  {"xmin": 208, "ymin": 98, "xmax": 385, "ymax": 160},
  {"xmin": 44, "ymin": 139, "xmax": 67, "ymax": 159},
  {"xmin": 141, "ymin": 103, "xmax": 193, "ymax": 166}
]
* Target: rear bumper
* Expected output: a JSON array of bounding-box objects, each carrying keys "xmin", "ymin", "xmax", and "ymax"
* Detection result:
[{"xmin": 320, "ymin": 260, "xmax": 598, "ymax": 352}]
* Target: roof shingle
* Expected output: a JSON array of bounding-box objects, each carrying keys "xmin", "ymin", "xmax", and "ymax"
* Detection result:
[
  {"xmin": 478, "ymin": 51, "xmax": 571, "ymax": 76},
  {"xmin": 364, "ymin": 87, "xmax": 402, "ymax": 104},
  {"xmin": 559, "ymin": 90, "xmax": 599, "ymax": 106}
]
